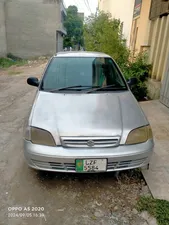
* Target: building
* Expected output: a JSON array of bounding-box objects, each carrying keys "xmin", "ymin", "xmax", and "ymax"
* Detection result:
[
  {"xmin": 78, "ymin": 12, "xmax": 85, "ymax": 21},
  {"xmin": 98, "ymin": 0, "xmax": 135, "ymax": 46},
  {"xmin": 0, "ymin": 0, "xmax": 66, "ymax": 58},
  {"xmin": 130, "ymin": 0, "xmax": 169, "ymax": 106},
  {"xmin": 129, "ymin": 0, "xmax": 151, "ymax": 54}
]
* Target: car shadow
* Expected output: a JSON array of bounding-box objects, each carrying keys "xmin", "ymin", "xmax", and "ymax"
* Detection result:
[{"xmin": 36, "ymin": 169, "xmax": 144, "ymax": 188}]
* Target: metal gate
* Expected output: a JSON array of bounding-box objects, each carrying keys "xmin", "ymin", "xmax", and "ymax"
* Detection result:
[{"xmin": 160, "ymin": 53, "xmax": 169, "ymax": 108}]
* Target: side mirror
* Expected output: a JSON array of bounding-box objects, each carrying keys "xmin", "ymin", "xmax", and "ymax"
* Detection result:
[
  {"xmin": 27, "ymin": 77, "xmax": 39, "ymax": 87},
  {"xmin": 127, "ymin": 77, "xmax": 138, "ymax": 87}
]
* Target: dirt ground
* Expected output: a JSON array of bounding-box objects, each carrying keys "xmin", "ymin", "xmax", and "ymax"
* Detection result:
[{"xmin": 0, "ymin": 62, "xmax": 155, "ymax": 225}]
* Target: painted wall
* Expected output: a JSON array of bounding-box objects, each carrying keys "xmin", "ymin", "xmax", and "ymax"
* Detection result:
[
  {"xmin": 130, "ymin": 0, "xmax": 169, "ymax": 100},
  {"xmin": 98, "ymin": 0, "xmax": 135, "ymax": 46},
  {"xmin": 5, "ymin": 0, "xmax": 62, "ymax": 58},
  {"xmin": 0, "ymin": 0, "xmax": 7, "ymax": 57},
  {"xmin": 130, "ymin": 0, "xmax": 151, "ymax": 53},
  {"xmin": 147, "ymin": 16, "xmax": 169, "ymax": 99},
  {"xmin": 149, "ymin": 16, "xmax": 169, "ymax": 81},
  {"xmin": 130, "ymin": 0, "xmax": 169, "ymax": 82}
]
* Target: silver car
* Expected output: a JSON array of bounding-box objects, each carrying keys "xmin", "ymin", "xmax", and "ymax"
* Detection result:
[{"xmin": 24, "ymin": 51, "xmax": 154, "ymax": 173}]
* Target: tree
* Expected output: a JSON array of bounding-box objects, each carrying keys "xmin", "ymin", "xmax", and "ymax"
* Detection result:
[
  {"xmin": 84, "ymin": 11, "xmax": 129, "ymax": 67},
  {"xmin": 84, "ymin": 12, "xmax": 151, "ymax": 101},
  {"xmin": 64, "ymin": 6, "xmax": 84, "ymax": 49}
]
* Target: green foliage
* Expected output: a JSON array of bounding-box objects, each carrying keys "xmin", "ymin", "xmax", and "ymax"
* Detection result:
[
  {"xmin": 84, "ymin": 11, "xmax": 129, "ymax": 67},
  {"xmin": 64, "ymin": 5, "xmax": 84, "ymax": 49},
  {"xmin": 137, "ymin": 196, "xmax": 169, "ymax": 225},
  {"xmin": 123, "ymin": 52, "xmax": 151, "ymax": 80},
  {"xmin": 123, "ymin": 52, "xmax": 152, "ymax": 101},
  {"xmin": 0, "ymin": 58, "xmax": 16, "ymax": 68},
  {"xmin": 84, "ymin": 11, "xmax": 151, "ymax": 101},
  {"xmin": 0, "ymin": 55, "xmax": 27, "ymax": 68}
]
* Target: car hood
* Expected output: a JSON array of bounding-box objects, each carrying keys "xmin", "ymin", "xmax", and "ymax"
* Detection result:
[{"xmin": 30, "ymin": 91, "xmax": 148, "ymax": 144}]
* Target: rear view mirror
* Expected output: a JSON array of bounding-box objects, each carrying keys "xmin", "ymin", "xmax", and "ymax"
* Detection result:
[
  {"xmin": 27, "ymin": 77, "xmax": 39, "ymax": 87},
  {"xmin": 127, "ymin": 77, "xmax": 138, "ymax": 87}
]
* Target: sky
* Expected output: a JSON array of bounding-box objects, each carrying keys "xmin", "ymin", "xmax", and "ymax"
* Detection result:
[{"xmin": 64, "ymin": 0, "xmax": 98, "ymax": 17}]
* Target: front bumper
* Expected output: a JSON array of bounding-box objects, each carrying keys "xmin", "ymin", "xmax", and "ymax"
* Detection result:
[{"xmin": 24, "ymin": 139, "xmax": 154, "ymax": 173}]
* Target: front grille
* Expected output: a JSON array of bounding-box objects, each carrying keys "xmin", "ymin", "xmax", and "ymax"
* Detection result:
[
  {"xmin": 107, "ymin": 158, "xmax": 147, "ymax": 170},
  {"xmin": 50, "ymin": 162, "xmax": 75, "ymax": 170},
  {"xmin": 32, "ymin": 158, "xmax": 147, "ymax": 172},
  {"xmin": 61, "ymin": 136, "xmax": 120, "ymax": 148},
  {"xmin": 32, "ymin": 160, "xmax": 75, "ymax": 171}
]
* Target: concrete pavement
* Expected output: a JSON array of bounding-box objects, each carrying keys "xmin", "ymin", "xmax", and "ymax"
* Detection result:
[{"xmin": 141, "ymin": 100, "xmax": 169, "ymax": 201}]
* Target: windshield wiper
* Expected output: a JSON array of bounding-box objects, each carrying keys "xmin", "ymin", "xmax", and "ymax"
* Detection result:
[
  {"xmin": 49, "ymin": 85, "xmax": 100, "ymax": 92},
  {"xmin": 87, "ymin": 85, "xmax": 127, "ymax": 93}
]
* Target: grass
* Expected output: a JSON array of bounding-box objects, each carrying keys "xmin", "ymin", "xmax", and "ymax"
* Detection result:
[
  {"xmin": 137, "ymin": 196, "xmax": 169, "ymax": 225},
  {"xmin": 8, "ymin": 71, "xmax": 23, "ymax": 75},
  {"xmin": 0, "ymin": 57, "xmax": 27, "ymax": 69}
]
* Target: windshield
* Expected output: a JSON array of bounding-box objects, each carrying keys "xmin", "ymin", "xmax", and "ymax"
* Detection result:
[{"xmin": 40, "ymin": 57, "xmax": 127, "ymax": 92}]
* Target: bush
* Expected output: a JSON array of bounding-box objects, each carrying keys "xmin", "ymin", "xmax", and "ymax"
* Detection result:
[{"xmin": 122, "ymin": 52, "xmax": 152, "ymax": 101}]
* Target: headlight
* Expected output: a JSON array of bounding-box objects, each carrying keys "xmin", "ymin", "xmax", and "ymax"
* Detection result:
[
  {"xmin": 125, "ymin": 125, "xmax": 153, "ymax": 145},
  {"xmin": 25, "ymin": 127, "xmax": 56, "ymax": 146}
]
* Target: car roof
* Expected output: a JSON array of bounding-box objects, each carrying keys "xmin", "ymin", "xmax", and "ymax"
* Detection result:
[{"xmin": 54, "ymin": 51, "xmax": 111, "ymax": 58}]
